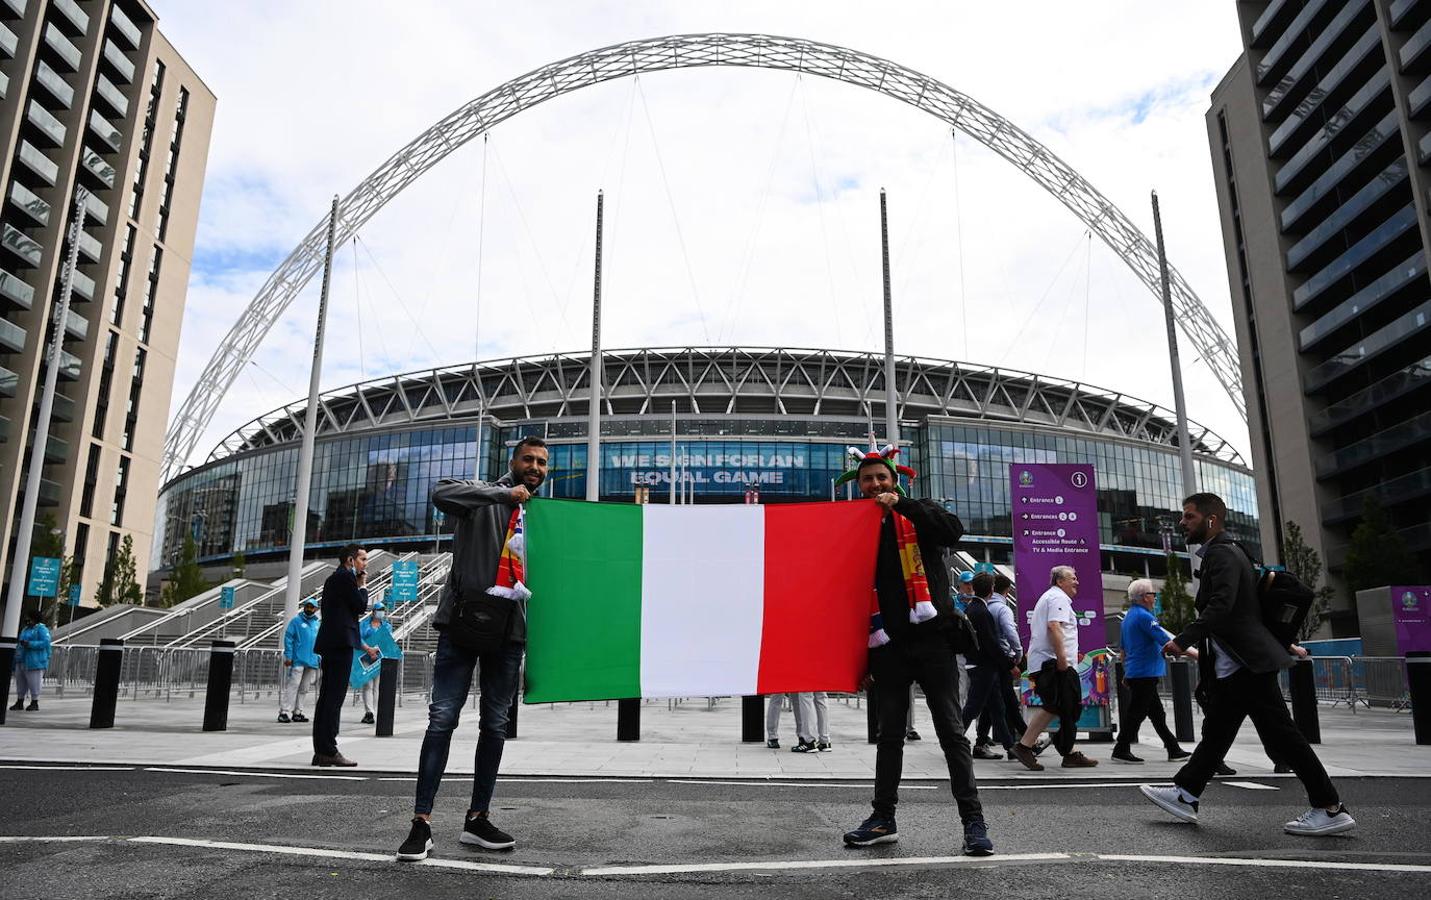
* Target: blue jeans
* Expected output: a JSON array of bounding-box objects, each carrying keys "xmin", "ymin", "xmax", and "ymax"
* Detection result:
[{"xmin": 414, "ymin": 631, "xmax": 524, "ymax": 816}]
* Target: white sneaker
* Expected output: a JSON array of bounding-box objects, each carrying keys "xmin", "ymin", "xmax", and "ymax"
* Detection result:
[
  {"xmin": 1284, "ymin": 806, "xmax": 1356, "ymax": 836},
  {"xmin": 1140, "ymin": 784, "xmax": 1198, "ymax": 823}
]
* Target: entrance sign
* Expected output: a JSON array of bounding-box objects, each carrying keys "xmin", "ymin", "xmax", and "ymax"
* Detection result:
[
  {"xmin": 1391, "ymin": 586, "xmax": 1431, "ymax": 655},
  {"xmin": 27, "ymin": 557, "xmax": 61, "ymax": 598},
  {"xmin": 1009, "ymin": 463, "xmax": 1102, "ymax": 653},
  {"xmin": 390, "ymin": 559, "xmax": 420, "ymax": 603}
]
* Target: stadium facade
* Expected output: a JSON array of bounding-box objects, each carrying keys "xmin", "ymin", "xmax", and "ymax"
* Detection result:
[{"xmin": 153, "ymin": 347, "xmax": 1260, "ymax": 577}]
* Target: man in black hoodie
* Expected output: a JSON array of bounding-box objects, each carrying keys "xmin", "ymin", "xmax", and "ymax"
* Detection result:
[{"xmin": 312, "ymin": 545, "xmax": 368, "ymax": 767}]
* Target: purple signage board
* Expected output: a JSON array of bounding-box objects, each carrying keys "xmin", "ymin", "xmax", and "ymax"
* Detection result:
[
  {"xmin": 1010, "ymin": 463, "xmax": 1102, "ymax": 659},
  {"xmin": 1391, "ymin": 585, "xmax": 1431, "ymax": 655}
]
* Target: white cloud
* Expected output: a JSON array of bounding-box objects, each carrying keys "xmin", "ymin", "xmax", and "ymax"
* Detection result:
[{"xmin": 157, "ymin": 0, "xmax": 1250, "ymax": 465}]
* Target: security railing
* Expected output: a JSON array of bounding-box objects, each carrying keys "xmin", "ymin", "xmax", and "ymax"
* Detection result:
[{"xmin": 1354, "ymin": 656, "xmax": 1412, "ymax": 710}]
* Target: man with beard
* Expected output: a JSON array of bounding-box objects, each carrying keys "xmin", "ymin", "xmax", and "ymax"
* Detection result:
[{"xmin": 397, "ymin": 437, "xmax": 548, "ymax": 861}]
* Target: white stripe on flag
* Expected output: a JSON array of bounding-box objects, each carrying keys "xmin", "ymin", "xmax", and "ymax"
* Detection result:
[{"xmin": 640, "ymin": 505, "xmax": 766, "ymax": 697}]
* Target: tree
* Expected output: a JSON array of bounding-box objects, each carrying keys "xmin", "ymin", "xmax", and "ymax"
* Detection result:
[
  {"xmin": 1159, "ymin": 552, "xmax": 1196, "ymax": 637},
  {"xmin": 1281, "ymin": 520, "xmax": 1335, "ymax": 642},
  {"xmin": 161, "ymin": 534, "xmax": 210, "ymax": 608},
  {"xmin": 97, "ymin": 535, "xmax": 143, "ymax": 607},
  {"xmin": 1342, "ymin": 497, "xmax": 1421, "ymax": 598},
  {"xmin": 231, "ymin": 551, "xmax": 246, "ymax": 580}
]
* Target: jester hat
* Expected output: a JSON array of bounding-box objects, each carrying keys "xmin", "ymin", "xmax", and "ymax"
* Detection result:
[{"xmin": 834, "ymin": 442, "xmax": 917, "ymax": 495}]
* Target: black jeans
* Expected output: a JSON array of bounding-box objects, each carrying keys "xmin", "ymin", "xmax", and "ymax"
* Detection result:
[
  {"xmin": 1033, "ymin": 660, "xmax": 1082, "ymax": 757},
  {"xmin": 1175, "ymin": 668, "xmax": 1339, "ymax": 807},
  {"xmin": 961, "ymin": 664, "xmax": 1015, "ymax": 750},
  {"xmin": 312, "ymin": 647, "xmax": 354, "ymax": 757},
  {"xmin": 977, "ymin": 667, "xmax": 1027, "ymax": 744},
  {"xmin": 1116, "ymin": 676, "xmax": 1180, "ymax": 752},
  {"xmin": 870, "ymin": 631, "xmax": 983, "ymax": 824}
]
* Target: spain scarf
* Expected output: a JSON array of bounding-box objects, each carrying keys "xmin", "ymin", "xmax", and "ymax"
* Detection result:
[
  {"xmin": 868, "ymin": 510, "xmax": 936, "ymax": 647},
  {"xmin": 486, "ymin": 507, "xmax": 531, "ymax": 601}
]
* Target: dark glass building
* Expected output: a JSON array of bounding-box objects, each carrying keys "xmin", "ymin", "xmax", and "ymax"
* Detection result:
[
  {"xmin": 1208, "ymin": 1, "xmax": 1431, "ymax": 631},
  {"xmin": 155, "ymin": 348, "xmax": 1258, "ymax": 578}
]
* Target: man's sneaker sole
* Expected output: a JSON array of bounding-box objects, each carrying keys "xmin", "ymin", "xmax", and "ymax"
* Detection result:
[
  {"xmin": 395, "ymin": 839, "xmax": 432, "ymax": 862},
  {"xmin": 843, "ymin": 833, "xmax": 898, "ymax": 847},
  {"xmin": 460, "ymin": 831, "xmax": 516, "ymax": 850},
  {"xmin": 1285, "ymin": 816, "xmax": 1356, "ymax": 836},
  {"xmin": 1140, "ymin": 784, "xmax": 1198, "ymax": 823},
  {"xmin": 1111, "ymin": 755, "xmax": 1145, "ymax": 764}
]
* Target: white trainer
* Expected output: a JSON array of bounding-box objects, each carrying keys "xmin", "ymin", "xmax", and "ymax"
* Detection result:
[
  {"xmin": 1140, "ymin": 784, "xmax": 1199, "ymax": 823},
  {"xmin": 1284, "ymin": 806, "xmax": 1356, "ymax": 836}
]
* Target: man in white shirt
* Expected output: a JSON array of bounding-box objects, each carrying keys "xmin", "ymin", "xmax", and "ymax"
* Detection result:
[{"xmin": 1010, "ymin": 565, "xmax": 1097, "ymax": 770}]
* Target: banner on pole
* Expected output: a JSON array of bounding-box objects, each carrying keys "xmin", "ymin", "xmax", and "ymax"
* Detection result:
[
  {"xmin": 390, "ymin": 560, "xmax": 420, "ymax": 602},
  {"xmin": 28, "ymin": 557, "xmax": 61, "ymax": 598},
  {"xmin": 219, "ymin": 585, "xmax": 236, "ymax": 609},
  {"xmin": 1009, "ymin": 463, "xmax": 1102, "ymax": 657},
  {"xmin": 1391, "ymin": 586, "xmax": 1431, "ymax": 655},
  {"xmin": 68, "ymin": 583, "xmax": 82, "ymax": 607}
]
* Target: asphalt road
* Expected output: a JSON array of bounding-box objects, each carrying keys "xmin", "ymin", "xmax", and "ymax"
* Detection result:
[{"xmin": 2, "ymin": 765, "xmax": 1428, "ymax": 899}]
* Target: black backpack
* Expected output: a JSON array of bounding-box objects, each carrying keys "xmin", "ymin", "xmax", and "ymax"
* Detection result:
[{"xmin": 1234, "ymin": 542, "xmax": 1314, "ymax": 647}]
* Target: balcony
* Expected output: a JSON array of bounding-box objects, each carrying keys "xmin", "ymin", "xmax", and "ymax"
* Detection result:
[
  {"xmin": 17, "ymin": 141, "xmax": 59, "ymax": 186},
  {"xmin": 43, "ymin": 23, "xmax": 81, "ymax": 71},
  {"xmin": 1310, "ymin": 355, "xmax": 1431, "ymax": 435},
  {"xmin": 0, "ymin": 268, "xmax": 34, "ymax": 310},
  {"xmin": 1, "ymin": 0, "xmax": 25, "ymax": 20},
  {"xmin": 1257, "ymin": 0, "xmax": 1334, "ymax": 85},
  {"xmin": 0, "ymin": 414, "xmax": 8, "ymax": 444},
  {"xmin": 1316, "ymin": 410, "xmax": 1431, "ymax": 479},
  {"xmin": 38, "ymin": 478, "xmax": 59, "ymax": 507},
  {"xmin": 0, "ymin": 363, "xmax": 17, "ymax": 396},
  {"xmin": 95, "ymin": 74, "xmax": 128, "ymax": 118},
  {"xmin": 69, "ymin": 267, "xmax": 95, "ymax": 300},
  {"xmin": 1304, "ymin": 299, "xmax": 1431, "ymax": 392},
  {"xmin": 0, "ymin": 22, "xmax": 17, "ymax": 58},
  {"xmin": 102, "ymin": 38, "xmax": 134, "ymax": 83},
  {"xmin": 26, "ymin": 99, "xmax": 67, "ymax": 147},
  {"xmin": 1401, "ymin": 16, "xmax": 1431, "ymax": 72},
  {"xmin": 0, "ymin": 316, "xmax": 25, "ymax": 354},
  {"xmin": 82, "ymin": 191, "xmax": 109, "ymax": 226},
  {"xmin": 51, "ymin": 0, "xmax": 88, "ymax": 36},
  {"xmin": 77, "ymin": 228, "xmax": 102, "ymax": 263},
  {"xmin": 43, "ymin": 433, "xmax": 68, "ymax": 465},
  {"xmin": 1274, "ymin": 68, "xmax": 1392, "ymax": 193},
  {"xmin": 8, "ymin": 181, "xmax": 52, "ymax": 226},
  {"xmin": 1262, "ymin": 1, "xmax": 1373, "ymax": 124},
  {"xmin": 2, "ymin": 223, "xmax": 43, "ymax": 268},
  {"xmin": 1300, "ymin": 252, "xmax": 1427, "ymax": 351},
  {"xmin": 1292, "ymin": 203, "xmax": 1418, "ymax": 310},
  {"xmin": 79, "ymin": 146, "xmax": 116, "ymax": 189},
  {"xmin": 63, "ymin": 307, "xmax": 88, "ymax": 341},
  {"xmin": 88, "ymin": 110, "xmax": 122, "ymax": 152},
  {"xmin": 0, "ymin": 70, "xmax": 8, "ymax": 99},
  {"xmin": 1322, "ymin": 465, "xmax": 1431, "ymax": 523},
  {"xmin": 58, "ymin": 348, "xmax": 80, "ymax": 381},
  {"xmin": 51, "ymin": 392, "xmax": 74, "ymax": 423},
  {"xmin": 33, "ymin": 59, "xmax": 75, "ymax": 109},
  {"xmin": 1285, "ymin": 157, "xmax": 1408, "ymax": 271},
  {"xmin": 109, "ymin": 4, "xmax": 142, "ymax": 49}
]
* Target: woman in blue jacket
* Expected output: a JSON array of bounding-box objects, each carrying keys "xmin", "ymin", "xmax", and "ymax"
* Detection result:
[
  {"xmin": 359, "ymin": 601, "xmax": 394, "ymax": 725},
  {"xmin": 10, "ymin": 612, "xmax": 52, "ymax": 711}
]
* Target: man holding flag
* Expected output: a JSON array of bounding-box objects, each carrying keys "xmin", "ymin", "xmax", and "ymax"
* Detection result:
[{"xmin": 838, "ymin": 446, "xmax": 994, "ymax": 856}]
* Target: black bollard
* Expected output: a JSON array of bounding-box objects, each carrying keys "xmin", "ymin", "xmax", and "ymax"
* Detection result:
[
  {"xmin": 1169, "ymin": 658, "xmax": 1195, "ymax": 743},
  {"xmin": 1288, "ymin": 657, "xmax": 1321, "ymax": 744},
  {"xmin": 90, "ymin": 638, "xmax": 124, "ymax": 729},
  {"xmin": 1406, "ymin": 652, "xmax": 1431, "ymax": 746},
  {"xmin": 866, "ymin": 688, "xmax": 879, "ymax": 744},
  {"xmin": 1114, "ymin": 659, "xmax": 1131, "ymax": 745},
  {"xmin": 0, "ymin": 636, "xmax": 15, "ymax": 726},
  {"xmin": 741, "ymin": 695, "xmax": 763, "ymax": 742},
  {"xmin": 202, "ymin": 640, "xmax": 236, "ymax": 732},
  {"xmin": 505, "ymin": 688, "xmax": 519, "ymax": 739},
  {"xmin": 616, "ymin": 697, "xmax": 640, "ymax": 741},
  {"xmin": 375, "ymin": 658, "xmax": 398, "ymax": 737}
]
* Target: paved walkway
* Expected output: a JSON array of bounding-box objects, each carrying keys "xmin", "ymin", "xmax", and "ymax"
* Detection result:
[{"xmin": 1, "ymin": 693, "xmax": 1424, "ymax": 779}]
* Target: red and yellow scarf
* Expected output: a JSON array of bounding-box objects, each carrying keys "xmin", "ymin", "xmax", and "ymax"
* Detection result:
[
  {"xmin": 486, "ymin": 508, "xmax": 531, "ymax": 601},
  {"xmin": 868, "ymin": 510, "xmax": 936, "ymax": 647}
]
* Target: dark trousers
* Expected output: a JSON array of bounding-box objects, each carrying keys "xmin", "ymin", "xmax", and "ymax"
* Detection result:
[
  {"xmin": 1034, "ymin": 660, "xmax": 1082, "ymax": 757},
  {"xmin": 1116, "ymin": 676, "xmax": 1180, "ymax": 752},
  {"xmin": 1175, "ymin": 668, "xmax": 1339, "ymax": 807},
  {"xmin": 414, "ymin": 632, "xmax": 525, "ymax": 816},
  {"xmin": 312, "ymin": 647, "xmax": 354, "ymax": 757},
  {"xmin": 870, "ymin": 631, "xmax": 983, "ymax": 824},
  {"xmin": 977, "ymin": 667, "xmax": 1027, "ymax": 744},
  {"xmin": 961, "ymin": 664, "xmax": 1015, "ymax": 749}
]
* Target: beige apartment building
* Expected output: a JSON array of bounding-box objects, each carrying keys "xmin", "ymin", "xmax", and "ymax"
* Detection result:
[{"xmin": 0, "ymin": 0, "xmax": 213, "ymax": 608}]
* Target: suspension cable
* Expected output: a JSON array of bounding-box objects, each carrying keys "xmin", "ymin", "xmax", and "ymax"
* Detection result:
[
  {"xmin": 996, "ymin": 230, "xmax": 1089, "ymax": 368},
  {"xmin": 354, "ymin": 234, "xmax": 442, "ymax": 361}
]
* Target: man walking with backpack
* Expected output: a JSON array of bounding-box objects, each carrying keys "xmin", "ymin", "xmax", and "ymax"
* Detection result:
[
  {"xmin": 396, "ymin": 437, "xmax": 549, "ymax": 862},
  {"xmin": 1140, "ymin": 492, "xmax": 1355, "ymax": 836}
]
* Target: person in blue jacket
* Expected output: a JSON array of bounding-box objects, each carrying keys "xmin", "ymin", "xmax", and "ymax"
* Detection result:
[
  {"xmin": 279, "ymin": 597, "xmax": 322, "ymax": 724},
  {"xmin": 359, "ymin": 600, "xmax": 393, "ymax": 725},
  {"xmin": 1112, "ymin": 579, "xmax": 1191, "ymax": 764},
  {"xmin": 10, "ymin": 612, "xmax": 51, "ymax": 711}
]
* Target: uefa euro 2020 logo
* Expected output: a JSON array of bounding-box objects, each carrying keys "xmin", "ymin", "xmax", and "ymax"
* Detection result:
[
  {"xmin": 1404, "ymin": 591, "xmax": 1421, "ymax": 612},
  {"xmin": 1018, "ymin": 470, "xmax": 1033, "ymax": 487}
]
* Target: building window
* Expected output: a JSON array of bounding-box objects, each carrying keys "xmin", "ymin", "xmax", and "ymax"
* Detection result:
[
  {"xmin": 138, "ymin": 245, "xmax": 159, "ymax": 343},
  {"xmin": 109, "ymin": 224, "xmax": 135, "ymax": 326},
  {"xmin": 127, "ymin": 61, "xmax": 164, "ymax": 220},
  {"xmin": 91, "ymin": 330, "xmax": 118, "ymax": 439},
  {"xmin": 80, "ymin": 443, "xmax": 101, "ymax": 517},
  {"xmin": 110, "ymin": 455, "xmax": 130, "ymax": 525},
  {"xmin": 156, "ymin": 87, "xmax": 187, "ymax": 241},
  {"xmin": 121, "ymin": 347, "xmax": 145, "ymax": 451}
]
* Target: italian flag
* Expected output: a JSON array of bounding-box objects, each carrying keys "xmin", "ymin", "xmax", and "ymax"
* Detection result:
[{"xmin": 522, "ymin": 498, "xmax": 884, "ymax": 703}]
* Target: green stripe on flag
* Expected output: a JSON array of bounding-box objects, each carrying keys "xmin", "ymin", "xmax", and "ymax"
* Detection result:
[{"xmin": 523, "ymin": 499, "xmax": 643, "ymax": 702}]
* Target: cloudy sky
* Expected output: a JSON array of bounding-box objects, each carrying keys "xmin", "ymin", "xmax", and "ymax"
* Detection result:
[{"xmin": 156, "ymin": 1, "xmax": 1250, "ymax": 467}]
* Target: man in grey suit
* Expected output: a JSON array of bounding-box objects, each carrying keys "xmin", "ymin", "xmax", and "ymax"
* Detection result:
[{"xmin": 1140, "ymin": 493, "xmax": 1355, "ymax": 836}]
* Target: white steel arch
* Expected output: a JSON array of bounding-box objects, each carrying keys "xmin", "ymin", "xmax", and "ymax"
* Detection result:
[{"xmin": 163, "ymin": 32, "xmax": 1245, "ymax": 484}]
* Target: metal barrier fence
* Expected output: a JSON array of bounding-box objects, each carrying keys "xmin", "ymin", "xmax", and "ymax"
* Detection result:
[
  {"xmin": 1276, "ymin": 656, "xmax": 1362, "ymax": 711},
  {"xmin": 1354, "ymin": 657, "xmax": 1412, "ymax": 710}
]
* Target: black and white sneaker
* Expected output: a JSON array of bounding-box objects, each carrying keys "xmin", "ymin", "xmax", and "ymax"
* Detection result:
[
  {"xmin": 791, "ymin": 740, "xmax": 819, "ymax": 753},
  {"xmin": 291, "ymin": 712, "xmax": 309, "ymax": 723},
  {"xmin": 276, "ymin": 712, "xmax": 290, "ymax": 723},
  {"xmin": 1140, "ymin": 784, "xmax": 1199, "ymax": 823},
  {"xmin": 766, "ymin": 738, "xmax": 780, "ymax": 749},
  {"xmin": 817, "ymin": 740, "xmax": 833, "ymax": 752},
  {"xmin": 843, "ymin": 815, "xmax": 897, "ymax": 847},
  {"xmin": 1284, "ymin": 805, "xmax": 1356, "ymax": 836},
  {"xmin": 396, "ymin": 817, "xmax": 432, "ymax": 861},
  {"xmin": 461, "ymin": 813, "xmax": 515, "ymax": 850}
]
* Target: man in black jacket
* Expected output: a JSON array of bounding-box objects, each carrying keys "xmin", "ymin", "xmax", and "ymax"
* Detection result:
[
  {"xmin": 839, "ymin": 452, "xmax": 993, "ymax": 857},
  {"xmin": 1140, "ymin": 493, "xmax": 1356, "ymax": 836},
  {"xmin": 312, "ymin": 545, "xmax": 369, "ymax": 767},
  {"xmin": 961, "ymin": 572, "xmax": 1017, "ymax": 756}
]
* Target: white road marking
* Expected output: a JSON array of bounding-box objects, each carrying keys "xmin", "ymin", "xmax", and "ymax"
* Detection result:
[
  {"xmin": 0, "ymin": 765, "xmax": 134, "ymax": 772},
  {"xmin": 1098, "ymin": 854, "xmax": 1431, "ymax": 875},
  {"xmin": 143, "ymin": 767, "xmax": 368, "ymax": 781},
  {"xmin": 582, "ymin": 852, "xmax": 1073, "ymax": 876},
  {"xmin": 126, "ymin": 836, "xmax": 555, "ymax": 875},
  {"xmin": 502, "ymin": 778, "xmax": 655, "ymax": 784},
  {"xmin": 0, "ymin": 835, "xmax": 108, "ymax": 842},
  {"xmin": 670, "ymin": 779, "xmax": 937, "ymax": 790},
  {"xmin": 1223, "ymin": 781, "xmax": 1280, "ymax": 791}
]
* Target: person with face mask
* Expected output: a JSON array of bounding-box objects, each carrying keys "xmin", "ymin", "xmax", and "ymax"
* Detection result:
[
  {"xmin": 11, "ymin": 612, "xmax": 51, "ymax": 711},
  {"xmin": 279, "ymin": 598, "xmax": 321, "ymax": 724},
  {"xmin": 359, "ymin": 601, "xmax": 394, "ymax": 725}
]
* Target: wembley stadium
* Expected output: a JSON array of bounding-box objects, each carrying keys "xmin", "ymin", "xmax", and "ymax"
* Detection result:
[{"xmin": 153, "ymin": 346, "xmax": 1259, "ymax": 578}]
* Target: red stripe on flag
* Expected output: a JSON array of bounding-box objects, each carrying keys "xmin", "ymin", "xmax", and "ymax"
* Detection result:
[{"xmin": 755, "ymin": 500, "xmax": 883, "ymax": 694}]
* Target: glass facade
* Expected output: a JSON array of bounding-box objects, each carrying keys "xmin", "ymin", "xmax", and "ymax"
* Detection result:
[{"xmin": 158, "ymin": 416, "xmax": 1259, "ymax": 569}]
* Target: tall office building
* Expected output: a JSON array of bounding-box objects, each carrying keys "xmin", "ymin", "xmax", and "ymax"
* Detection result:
[
  {"xmin": 1208, "ymin": 0, "xmax": 1430, "ymax": 631},
  {"xmin": 0, "ymin": 1, "xmax": 213, "ymax": 608}
]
